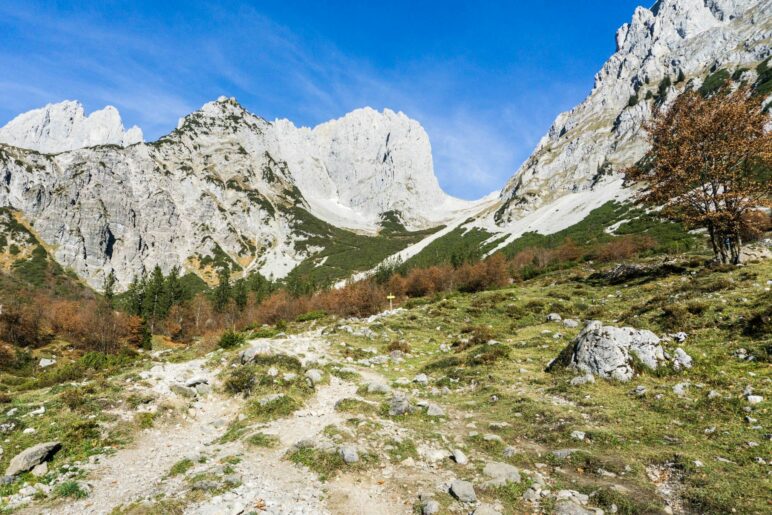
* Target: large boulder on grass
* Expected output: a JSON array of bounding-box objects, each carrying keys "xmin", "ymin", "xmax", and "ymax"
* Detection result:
[
  {"xmin": 547, "ymin": 321, "xmax": 666, "ymax": 382},
  {"xmin": 5, "ymin": 441, "xmax": 60, "ymax": 476}
]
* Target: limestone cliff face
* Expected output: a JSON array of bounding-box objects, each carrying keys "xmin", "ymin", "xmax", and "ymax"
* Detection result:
[
  {"xmin": 0, "ymin": 100, "xmax": 143, "ymax": 153},
  {"xmin": 495, "ymin": 0, "xmax": 771, "ymax": 225},
  {"xmin": 0, "ymin": 98, "xmax": 475, "ymax": 288}
]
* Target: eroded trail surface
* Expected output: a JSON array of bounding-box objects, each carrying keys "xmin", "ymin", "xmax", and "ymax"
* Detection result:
[{"xmin": 43, "ymin": 333, "xmax": 410, "ymax": 515}]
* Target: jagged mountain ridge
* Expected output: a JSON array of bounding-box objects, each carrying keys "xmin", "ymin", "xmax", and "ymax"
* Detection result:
[
  {"xmin": 0, "ymin": 97, "xmax": 477, "ymax": 289},
  {"xmin": 494, "ymin": 0, "xmax": 770, "ymax": 226},
  {"xmin": 369, "ymin": 0, "xmax": 771, "ymax": 271},
  {"xmin": 0, "ymin": 100, "xmax": 143, "ymax": 154},
  {"xmin": 0, "ymin": 0, "xmax": 769, "ymax": 291}
]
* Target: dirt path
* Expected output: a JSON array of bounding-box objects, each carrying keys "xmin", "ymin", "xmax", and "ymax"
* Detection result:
[{"xmin": 39, "ymin": 333, "xmax": 409, "ymax": 515}]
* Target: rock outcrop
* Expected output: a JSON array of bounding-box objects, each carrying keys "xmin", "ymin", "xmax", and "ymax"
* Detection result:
[
  {"xmin": 0, "ymin": 97, "xmax": 476, "ymax": 289},
  {"xmin": 548, "ymin": 321, "xmax": 668, "ymax": 381},
  {"xmin": 495, "ymin": 0, "xmax": 770, "ymax": 225},
  {"xmin": 5, "ymin": 441, "xmax": 61, "ymax": 476}
]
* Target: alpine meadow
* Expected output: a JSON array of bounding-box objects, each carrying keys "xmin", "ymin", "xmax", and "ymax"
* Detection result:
[{"xmin": 0, "ymin": 1, "xmax": 770, "ymax": 514}]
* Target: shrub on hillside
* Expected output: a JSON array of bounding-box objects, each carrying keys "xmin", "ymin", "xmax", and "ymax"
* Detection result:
[
  {"xmin": 218, "ymin": 330, "xmax": 245, "ymax": 349},
  {"xmin": 594, "ymin": 235, "xmax": 656, "ymax": 262}
]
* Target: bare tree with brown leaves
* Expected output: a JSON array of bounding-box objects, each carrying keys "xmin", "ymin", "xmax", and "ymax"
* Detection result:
[{"xmin": 626, "ymin": 85, "xmax": 771, "ymax": 264}]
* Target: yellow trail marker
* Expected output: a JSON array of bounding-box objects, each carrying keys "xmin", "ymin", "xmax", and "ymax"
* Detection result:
[{"xmin": 386, "ymin": 293, "xmax": 395, "ymax": 310}]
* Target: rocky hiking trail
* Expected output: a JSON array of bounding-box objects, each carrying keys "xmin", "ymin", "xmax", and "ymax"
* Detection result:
[{"xmin": 31, "ymin": 333, "xmax": 411, "ymax": 515}]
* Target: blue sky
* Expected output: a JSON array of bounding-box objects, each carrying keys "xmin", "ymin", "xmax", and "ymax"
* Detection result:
[{"xmin": 0, "ymin": 1, "xmax": 644, "ymax": 199}]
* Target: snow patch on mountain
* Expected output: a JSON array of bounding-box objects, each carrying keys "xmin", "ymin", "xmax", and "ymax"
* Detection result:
[{"xmin": 0, "ymin": 100, "xmax": 143, "ymax": 153}]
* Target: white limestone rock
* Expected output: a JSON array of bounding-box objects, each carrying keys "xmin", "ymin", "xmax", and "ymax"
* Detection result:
[{"xmin": 0, "ymin": 100, "xmax": 142, "ymax": 153}]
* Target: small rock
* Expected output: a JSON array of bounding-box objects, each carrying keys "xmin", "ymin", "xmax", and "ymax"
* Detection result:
[
  {"xmin": 474, "ymin": 505, "xmax": 502, "ymax": 515},
  {"xmin": 551, "ymin": 448, "xmax": 579, "ymax": 460},
  {"xmin": 634, "ymin": 385, "xmax": 647, "ymax": 396},
  {"xmin": 563, "ymin": 319, "xmax": 580, "ymax": 328},
  {"xmin": 388, "ymin": 393, "xmax": 413, "ymax": 416},
  {"xmin": 366, "ymin": 382, "xmax": 391, "ymax": 394},
  {"xmin": 746, "ymin": 395, "xmax": 763, "ymax": 405},
  {"xmin": 449, "ymin": 479, "xmax": 477, "ymax": 503},
  {"xmin": 707, "ymin": 390, "xmax": 720, "ymax": 400},
  {"xmin": 547, "ymin": 313, "xmax": 562, "ymax": 322},
  {"xmin": 422, "ymin": 499, "xmax": 440, "ymax": 515},
  {"xmin": 338, "ymin": 445, "xmax": 359, "ymax": 464},
  {"xmin": 413, "ymin": 373, "xmax": 429, "ymax": 385},
  {"xmin": 482, "ymin": 461, "xmax": 521, "ymax": 487},
  {"xmin": 30, "ymin": 462, "xmax": 47, "ymax": 477},
  {"xmin": 673, "ymin": 382, "xmax": 689, "ymax": 397},
  {"xmin": 672, "ymin": 348, "xmax": 693, "ymax": 370},
  {"xmin": 22, "ymin": 427, "xmax": 36, "ymax": 434},
  {"xmin": 570, "ymin": 374, "xmax": 594, "ymax": 386},
  {"xmin": 184, "ymin": 377, "xmax": 208, "ymax": 387},
  {"xmin": 483, "ymin": 434, "xmax": 503, "ymax": 443},
  {"xmin": 170, "ymin": 384, "xmax": 197, "ymax": 398},
  {"xmin": 570, "ymin": 431, "xmax": 586, "ymax": 441},
  {"xmin": 671, "ymin": 332, "xmax": 688, "ymax": 343},
  {"xmin": 39, "ymin": 358, "xmax": 56, "ymax": 368},
  {"xmin": 305, "ymin": 369, "xmax": 323, "ymax": 386},
  {"xmin": 451, "ymin": 448, "xmax": 468, "ymax": 465},
  {"xmin": 426, "ymin": 403, "xmax": 445, "ymax": 417}
]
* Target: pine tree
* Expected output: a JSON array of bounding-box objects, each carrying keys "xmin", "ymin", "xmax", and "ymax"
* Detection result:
[
  {"xmin": 161, "ymin": 265, "xmax": 185, "ymax": 314},
  {"xmin": 103, "ymin": 270, "xmax": 116, "ymax": 308},
  {"xmin": 125, "ymin": 274, "xmax": 146, "ymax": 316},
  {"xmin": 212, "ymin": 268, "xmax": 231, "ymax": 312},
  {"xmin": 143, "ymin": 266, "xmax": 166, "ymax": 331},
  {"xmin": 233, "ymin": 278, "xmax": 248, "ymax": 311}
]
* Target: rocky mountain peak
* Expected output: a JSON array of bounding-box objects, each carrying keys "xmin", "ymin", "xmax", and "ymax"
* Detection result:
[
  {"xmin": 0, "ymin": 100, "xmax": 143, "ymax": 153},
  {"xmin": 494, "ymin": 0, "xmax": 769, "ymax": 226}
]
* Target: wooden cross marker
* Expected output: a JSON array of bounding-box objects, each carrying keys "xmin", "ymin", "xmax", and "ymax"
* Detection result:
[{"xmin": 386, "ymin": 293, "xmax": 395, "ymax": 311}]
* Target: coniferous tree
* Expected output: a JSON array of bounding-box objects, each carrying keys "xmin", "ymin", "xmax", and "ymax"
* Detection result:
[
  {"xmin": 143, "ymin": 266, "xmax": 166, "ymax": 331},
  {"xmin": 125, "ymin": 274, "xmax": 146, "ymax": 316},
  {"xmin": 212, "ymin": 268, "xmax": 231, "ymax": 312},
  {"xmin": 233, "ymin": 278, "xmax": 248, "ymax": 311},
  {"xmin": 103, "ymin": 270, "xmax": 117, "ymax": 308}
]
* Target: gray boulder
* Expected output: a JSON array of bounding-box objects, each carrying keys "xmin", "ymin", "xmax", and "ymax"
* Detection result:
[
  {"xmin": 449, "ymin": 479, "xmax": 477, "ymax": 502},
  {"xmin": 366, "ymin": 382, "xmax": 391, "ymax": 394},
  {"xmin": 388, "ymin": 393, "xmax": 414, "ymax": 416},
  {"xmin": 426, "ymin": 403, "xmax": 445, "ymax": 417},
  {"xmin": 482, "ymin": 462, "xmax": 520, "ymax": 487},
  {"xmin": 5, "ymin": 441, "xmax": 61, "ymax": 476},
  {"xmin": 547, "ymin": 313, "xmax": 562, "ymax": 322},
  {"xmin": 548, "ymin": 321, "xmax": 666, "ymax": 381},
  {"xmin": 672, "ymin": 347, "xmax": 693, "ymax": 370},
  {"xmin": 170, "ymin": 384, "xmax": 197, "ymax": 398},
  {"xmin": 338, "ymin": 445, "xmax": 359, "ymax": 464},
  {"xmin": 451, "ymin": 448, "xmax": 468, "ymax": 465},
  {"xmin": 305, "ymin": 369, "xmax": 324, "ymax": 386}
]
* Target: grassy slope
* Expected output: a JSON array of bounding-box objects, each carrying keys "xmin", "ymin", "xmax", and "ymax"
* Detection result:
[
  {"xmin": 1, "ymin": 255, "xmax": 769, "ymax": 513},
  {"xmin": 322, "ymin": 256, "xmax": 771, "ymax": 513},
  {"xmin": 287, "ymin": 207, "xmax": 440, "ymax": 285},
  {"xmin": 400, "ymin": 201, "xmax": 696, "ymax": 271}
]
